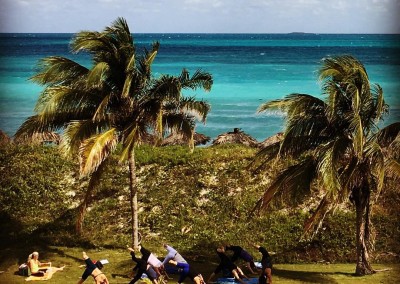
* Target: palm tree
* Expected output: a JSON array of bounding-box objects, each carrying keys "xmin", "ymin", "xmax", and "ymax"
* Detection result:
[
  {"xmin": 253, "ymin": 55, "xmax": 400, "ymax": 275},
  {"xmin": 15, "ymin": 17, "xmax": 213, "ymax": 247}
]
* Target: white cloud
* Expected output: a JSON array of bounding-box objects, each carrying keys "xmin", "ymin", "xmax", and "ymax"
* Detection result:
[{"xmin": 1, "ymin": 0, "xmax": 399, "ymax": 33}]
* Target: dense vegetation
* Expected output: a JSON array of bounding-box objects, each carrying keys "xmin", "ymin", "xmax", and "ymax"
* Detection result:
[{"xmin": 1, "ymin": 143, "xmax": 399, "ymax": 265}]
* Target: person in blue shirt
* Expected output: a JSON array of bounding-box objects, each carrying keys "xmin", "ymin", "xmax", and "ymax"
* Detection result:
[{"xmin": 162, "ymin": 244, "xmax": 189, "ymax": 284}]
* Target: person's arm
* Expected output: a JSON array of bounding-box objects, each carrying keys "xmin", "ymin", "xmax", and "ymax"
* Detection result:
[
  {"xmin": 77, "ymin": 278, "xmax": 85, "ymax": 284},
  {"xmin": 208, "ymin": 272, "xmax": 216, "ymax": 283},
  {"xmin": 162, "ymin": 252, "xmax": 173, "ymax": 266}
]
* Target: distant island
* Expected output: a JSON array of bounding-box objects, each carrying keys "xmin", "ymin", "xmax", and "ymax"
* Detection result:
[{"xmin": 288, "ymin": 32, "xmax": 315, "ymax": 35}]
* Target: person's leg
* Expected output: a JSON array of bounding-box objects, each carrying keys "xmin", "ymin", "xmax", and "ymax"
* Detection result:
[
  {"xmin": 246, "ymin": 262, "xmax": 257, "ymax": 274},
  {"xmin": 177, "ymin": 263, "xmax": 189, "ymax": 283},
  {"xmin": 237, "ymin": 267, "xmax": 249, "ymax": 279},
  {"xmin": 265, "ymin": 268, "xmax": 272, "ymax": 284},
  {"xmin": 231, "ymin": 270, "xmax": 247, "ymax": 284}
]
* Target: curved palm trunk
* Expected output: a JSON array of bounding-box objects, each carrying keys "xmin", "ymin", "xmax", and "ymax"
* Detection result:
[
  {"xmin": 76, "ymin": 189, "xmax": 91, "ymax": 235},
  {"xmin": 353, "ymin": 184, "xmax": 374, "ymax": 275},
  {"xmin": 128, "ymin": 148, "xmax": 139, "ymax": 248},
  {"xmin": 76, "ymin": 165, "xmax": 104, "ymax": 235}
]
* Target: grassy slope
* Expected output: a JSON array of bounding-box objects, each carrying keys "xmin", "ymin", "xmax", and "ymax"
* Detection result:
[
  {"xmin": 0, "ymin": 144, "xmax": 399, "ymax": 283},
  {"xmin": 0, "ymin": 247, "xmax": 399, "ymax": 284}
]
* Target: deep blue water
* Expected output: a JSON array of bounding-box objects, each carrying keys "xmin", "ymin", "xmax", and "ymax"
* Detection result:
[{"xmin": 0, "ymin": 33, "xmax": 399, "ymax": 141}]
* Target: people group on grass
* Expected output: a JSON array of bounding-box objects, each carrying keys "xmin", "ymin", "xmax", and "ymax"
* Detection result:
[
  {"xmin": 26, "ymin": 243, "xmax": 272, "ymax": 284},
  {"xmin": 123, "ymin": 243, "xmax": 273, "ymax": 284}
]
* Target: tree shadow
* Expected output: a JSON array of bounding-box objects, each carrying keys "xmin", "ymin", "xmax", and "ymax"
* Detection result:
[{"xmin": 273, "ymin": 268, "xmax": 355, "ymax": 284}]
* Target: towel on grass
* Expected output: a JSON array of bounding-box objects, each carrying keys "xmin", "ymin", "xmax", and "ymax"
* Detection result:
[{"xmin": 25, "ymin": 266, "xmax": 65, "ymax": 281}]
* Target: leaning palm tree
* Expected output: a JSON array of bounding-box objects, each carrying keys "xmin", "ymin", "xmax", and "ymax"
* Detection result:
[
  {"xmin": 252, "ymin": 55, "xmax": 400, "ymax": 275},
  {"xmin": 15, "ymin": 17, "xmax": 213, "ymax": 247}
]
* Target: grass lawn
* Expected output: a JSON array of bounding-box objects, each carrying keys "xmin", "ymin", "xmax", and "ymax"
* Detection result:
[{"xmin": 0, "ymin": 247, "xmax": 398, "ymax": 284}]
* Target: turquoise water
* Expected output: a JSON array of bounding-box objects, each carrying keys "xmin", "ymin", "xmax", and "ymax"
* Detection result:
[{"xmin": 0, "ymin": 33, "xmax": 399, "ymax": 141}]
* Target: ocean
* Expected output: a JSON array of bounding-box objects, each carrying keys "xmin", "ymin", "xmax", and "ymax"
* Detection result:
[{"xmin": 0, "ymin": 33, "xmax": 399, "ymax": 142}]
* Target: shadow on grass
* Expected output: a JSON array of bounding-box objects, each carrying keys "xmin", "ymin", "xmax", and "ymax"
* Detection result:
[{"xmin": 274, "ymin": 268, "xmax": 355, "ymax": 284}]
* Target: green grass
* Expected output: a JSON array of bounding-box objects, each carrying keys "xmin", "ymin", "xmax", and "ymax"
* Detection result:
[{"xmin": 0, "ymin": 247, "xmax": 398, "ymax": 284}]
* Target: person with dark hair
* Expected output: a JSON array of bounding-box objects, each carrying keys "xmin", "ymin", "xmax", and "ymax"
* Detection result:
[
  {"xmin": 253, "ymin": 245, "xmax": 272, "ymax": 284},
  {"xmin": 207, "ymin": 246, "xmax": 248, "ymax": 284},
  {"xmin": 137, "ymin": 245, "xmax": 164, "ymax": 278},
  {"xmin": 127, "ymin": 247, "xmax": 158, "ymax": 284},
  {"xmin": 77, "ymin": 252, "xmax": 109, "ymax": 284},
  {"xmin": 225, "ymin": 245, "xmax": 258, "ymax": 274},
  {"xmin": 168, "ymin": 260, "xmax": 205, "ymax": 284}
]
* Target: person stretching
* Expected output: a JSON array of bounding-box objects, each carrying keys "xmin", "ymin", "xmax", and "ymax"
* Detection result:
[
  {"xmin": 253, "ymin": 245, "xmax": 272, "ymax": 284},
  {"xmin": 77, "ymin": 252, "xmax": 109, "ymax": 284},
  {"xmin": 162, "ymin": 244, "xmax": 189, "ymax": 283},
  {"xmin": 127, "ymin": 247, "xmax": 158, "ymax": 284},
  {"xmin": 208, "ymin": 246, "xmax": 248, "ymax": 284},
  {"xmin": 169, "ymin": 260, "xmax": 205, "ymax": 284},
  {"xmin": 225, "ymin": 245, "xmax": 258, "ymax": 274}
]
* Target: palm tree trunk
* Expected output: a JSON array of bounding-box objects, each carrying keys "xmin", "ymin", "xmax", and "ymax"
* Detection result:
[
  {"xmin": 76, "ymin": 189, "xmax": 91, "ymax": 235},
  {"xmin": 354, "ymin": 185, "xmax": 374, "ymax": 275},
  {"xmin": 128, "ymin": 148, "xmax": 139, "ymax": 248},
  {"xmin": 76, "ymin": 165, "xmax": 104, "ymax": 235}
]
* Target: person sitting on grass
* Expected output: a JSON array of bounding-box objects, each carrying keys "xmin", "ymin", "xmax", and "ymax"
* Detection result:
[
  {"xmin": 127, "ymin": 247, "xmax": 158, "ymax": 284},
  {"xmin": 77, "ymin": 251, "xmax": 109, "ymax": 284},
  {"xmin": 168, "ymin": 259, "xmax": 205, "ymax": 284},
  {"xmin": 253, "ymin": 244, "xmax": 272, "ymax": 284},
  {"xmin": 208, "ymin": 246, "xmax": 249, "ymax": 284},
  {"xmin": 225, "ymin": 244, "xmax": 258, "ymax": 274},
  {"xmin": 27, "ymin": 251, "xmax": 52, "ymax": 276}
]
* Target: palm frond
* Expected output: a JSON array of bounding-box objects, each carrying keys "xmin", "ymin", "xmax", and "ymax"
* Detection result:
[
  {"xmin": 30, "ymin": 56, "xmax": 88, "ymax": 86},
  {"xmin": 15, "ymin": 115, "xmax": 51, "ymax": 138},
  {"xmin": 385, "ymin": 158, "xmax": 400, "ymax": 177},
  {"xmin": 179, "ymin": 97, "xmax": 211, "ymax": 123},
  {"xmin": 60, "ymin": 120, "xmax": 107, "ymax": 156},
  {"xmin": 302, "ymin": 196, "xmax": 333, "ymax": 239},
  {"xmin": 120, "ymin": 125, "xmax": 140, "ymax": 162},
  {"xmin": 181, "ymin": 69, "xmax": 213, "ymax": 91},
  {"xmin": 253, "ymin": 157, "xmax": 317, "ymax": 212},
  {"xmin": 79, "ymin": 128, "xmax": 118, "ymax": 176},
  {"xmin": 377, "ymin": 122, "xmax": 400, "ymax": 147},
  {"xmin": 87, "ymin": 62, "xmax": 109, "ymax": 88}
]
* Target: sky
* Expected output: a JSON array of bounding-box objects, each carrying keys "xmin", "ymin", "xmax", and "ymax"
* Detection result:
[{"xmin": 1, "ymin": 0, "xmax": 399, "ymax": 34}]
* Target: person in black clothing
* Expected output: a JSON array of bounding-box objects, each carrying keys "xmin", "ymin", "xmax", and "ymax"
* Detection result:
[
  {"xmin": 208, "ymin": 246, "xmax": 248, "ymax": 284},
  {"xmin": 225, "ymin": 245, "xmax": 258, "ymax": 274},
  {"xmin": 77, "ymin": 252, "xmax": 109, "ymax": 284},
  {"xmin": 253, "ymin": 245, "xmax": 272, "ymax": 284},
  {"xmin": 127, "ymin": 247, "xmax": 157, "ymax": 284},
  {"xmin": 168, "ymin": 260, "xmax": 205, "ymax": 284}
]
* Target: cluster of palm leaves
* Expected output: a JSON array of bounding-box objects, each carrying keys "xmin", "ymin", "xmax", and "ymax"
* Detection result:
[
  {"xmin": 253, "ymin": 55, "xmax": 399, "ymax": 275},
  {"xmin": 16, "ymin": 17, "xmax": 213, "ymax": 246}
]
